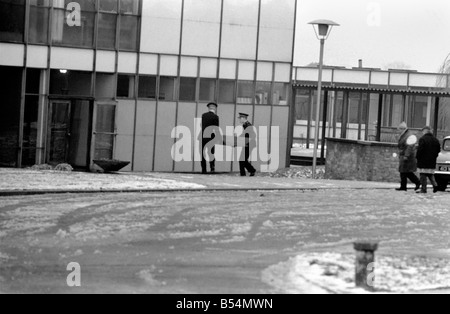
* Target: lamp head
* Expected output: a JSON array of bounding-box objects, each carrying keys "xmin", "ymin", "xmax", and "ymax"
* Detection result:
[{"xmin": 309, "ymin": 19, "xmax": 340, "ymax": 40}]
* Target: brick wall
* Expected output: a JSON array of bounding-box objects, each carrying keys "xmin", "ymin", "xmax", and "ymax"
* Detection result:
[{"xmin": 325, "ymin": 138, "xmax": 400, "ymax": 183}]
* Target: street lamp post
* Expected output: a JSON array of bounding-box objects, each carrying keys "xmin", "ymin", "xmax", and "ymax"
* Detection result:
[{"xmin": 309, "ymin": 20, "xmax": 340, "ymax": 179}]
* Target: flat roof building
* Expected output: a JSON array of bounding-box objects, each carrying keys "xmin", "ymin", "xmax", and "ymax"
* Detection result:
[
  {"xmin": 1, "ymin": 1, "xmax": 450, "ymax": 173},
  {"xmin": 0, "ymin": 0, "xmax": 297, "ymax": 172},
  {"xmin": 293, "ymin": 66, "xmax": 450, "ymax": 161}
]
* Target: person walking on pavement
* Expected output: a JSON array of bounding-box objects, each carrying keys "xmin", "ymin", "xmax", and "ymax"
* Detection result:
[
  {"xmin": 237, "ymin": 113, "xmax": 257, "ymax": 177},
  {"xmin": 416, "ymin": 126, "xmax": 441, "ymax": 194},
  {"xmin": 396, "ymin": 122, "xmax": 421, "ymax": 191},
  {"xmin": 201, "ymin": 103, "xmax": 220, "ymax": 174}
]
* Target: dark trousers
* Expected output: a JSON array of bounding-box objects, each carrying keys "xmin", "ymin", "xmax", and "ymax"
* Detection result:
[
  {"xmin": 420, "ymin": 173, "xmax": 437, "ymax": 192},
  {"xmin": 400, "ymin": 172, "xmax": 420, "ymax": 190},
  {"xmin": 239, "ymin": 148, "xmax": 256, "ymax": 176},
  {"xmin": 201, "ymin": 138, "xmax": 215, "ymax": 173}
]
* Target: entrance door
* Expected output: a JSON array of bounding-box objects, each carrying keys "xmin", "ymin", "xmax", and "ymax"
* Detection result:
[
  {"xmin": 47, "ymin": 100, "xmax": 93, "ymax": 168},
  {"xmin": 48, "ymin": 101, "xmax": 71, "ymax": 165}
]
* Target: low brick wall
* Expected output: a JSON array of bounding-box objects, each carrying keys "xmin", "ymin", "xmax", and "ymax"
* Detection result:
[{"xmin": 325, "ymin": 138, "xmax": 400, "ymax": 183}]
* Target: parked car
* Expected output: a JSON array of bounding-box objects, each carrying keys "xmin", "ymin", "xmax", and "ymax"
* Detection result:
[{"xmin": 435, "ymin": 136, "xmax": 450, "ymax": 192}]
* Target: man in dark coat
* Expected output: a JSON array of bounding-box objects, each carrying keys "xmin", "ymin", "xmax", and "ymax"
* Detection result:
[
  {"xmin": 416, "ymin": 126, "xmax": 441, "ymax": 193},
  {"xmin": 237, "ymin": 113, "xmax": 257, "ymax": 177},
  {"xmin": 201, "ymin": 103, "xmax": 220, "ymax": 174},
  {"xmin": 396, "ymin": 122, "xmax": 421, "ymax": 191}
]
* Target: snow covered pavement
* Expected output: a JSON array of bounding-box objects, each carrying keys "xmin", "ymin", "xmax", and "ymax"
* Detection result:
[
  {"xmin": 0, "ymin": 189, "xmax": 449, "ymax": 293},
  {"xmin": 0, "ymin": 168, "xmax": 205, "ymax": 192}
]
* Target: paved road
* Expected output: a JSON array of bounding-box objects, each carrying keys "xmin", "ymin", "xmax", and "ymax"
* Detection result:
[{"xmin": 0, "ymin": 189, "xmax": 449, "ymax": 294}]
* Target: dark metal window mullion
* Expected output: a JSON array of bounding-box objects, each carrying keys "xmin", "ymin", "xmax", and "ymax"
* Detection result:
[
  {"xmin": 17, "ymin": 0, "xmax": 32, "ymax": 167},
  {"xmin": 151, "ymin": 55, "xmax": 161, "ymax": 171},
  {"xmin": 130, "ymin": 0, "xmax": 144, "ymax": 171},
  {"xmin": 215, "ymin": 0, "xmax": 225, "ymax": 104},
  {"xmin": 306, "ymin": 89, "xmax": 312, "ymax": 148},
  {"xmin": 332, "ymin": 91, "xmax": 338, "ymax": 138},
  {"xmin": 365, "ymin": 94, "xmax": 370, "ymax": 141},
  {"xmin": 357, "ymin": 92, "xmax": 363, "ymax": 140},
  {"xmin": 172, "ymin": 0, "xmax": 185, "ymax": 172}
]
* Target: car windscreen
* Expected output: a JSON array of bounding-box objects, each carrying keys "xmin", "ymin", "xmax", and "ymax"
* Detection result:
[{"xmin": 444, "ymin": 139, "xmax": 450, "ymax": 151}]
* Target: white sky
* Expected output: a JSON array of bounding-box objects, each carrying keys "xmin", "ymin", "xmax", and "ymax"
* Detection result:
[{"xmin": 294, "ymin": 0, "xmax": 450, "ymax": 72}]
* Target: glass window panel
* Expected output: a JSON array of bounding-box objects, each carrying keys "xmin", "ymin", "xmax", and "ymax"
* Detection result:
[
  {"xmin": 199, "ymin": 79, "xmax": 216, "ymax": 102},
  {"xmin": 361, "ymin": 94, "xmax": 369, "ymax": 124},
  {"xmin": 411, "ymin": 96, "xmax": 428, "ymax": 129},
  {"xmin": 256, "ymin": 82, "xmax": 271, "ymax": 105},
  {"xmin": 117, "ymin": 75, "xmax": 135, "ymax": 98},
  {"xmin": 179, "ymin": 77, "xmax": 197, "ymax": 102},
  {"xmin": 295, "ymin": 90, "xmax": 310, "ymax": 120},
  {"xmin": 273, "ymin": 83, "xmax": 289, "ymax": 105},
  {"xmin": 96, "ymin": 105, "xmax": 116, "ymax": 133},
  {"xmin": 391, "ymin": 95, "xmax": 404, "ymax": 126},
  {"xmin": 52, "ymin": 9, "xmax": 95, "ymax": 47},
  {"xmin": 310, "ymin": 91, "xmax": 325, "ymax": 122},
  {"xmin": 382, "ymin": 95, "xmax": 391, "ymax": 127},
  {"xmin": 138, "ymin": 76, "xmax": 157, "ymax": 99},
  {"xmin": 23, "ymin": 96, "xmax": 39, "ymax": 149},
  {"xmin": 29, "ymin": 2, "xmax": 49, "ymax": 44},
  {"xmin": 237, "ymin": 81, "xmax": 254, "ymax": 105},
  {"xmin": 120, "ymin": 0, "xmax": 140, "ymax": 14},
  {"xmin": 95, "ymin": 134, "xmax": 115, "ymax": 160},
  {"xmin": 0, "ymin": 0, "xmax": 25, "ymax": 42},
  {"xmin": 73, "ymin": 0, "xmax": 96, "ymax": 11},
  {"xmin": 0, "ymin": 66, "xmax": 22, "ymax": 167},
  {"xmin": 221, "ymin": 0, "xmax": 259, "ymax": 60},
  {"xmin": 100, "ymin": 0, "xmax": 118, "ymax": 12},
  {"xmin": 26, "ymin": 69, "xmax": 41, "ymax": 94},
  {"xmin": 159, "ymin": 77, "xmax": 177, "ymax": 101},
  {"xmin": 367, "ymin": 94, "xmax": 380, "ymax": 139},
  {"xmin": 98, "ymin": 13, "xmax": 117, "ymax": 49},
  {"xmin": 119, "ymin": 15, "xmax": 138, "ymax": 50},
  {"xmin": 96, "ymin": 73, "xmax": 116, "ymax": 98},
  {"xmin": 348, "ymin": 93, "xmax": 360, "ymax": 124},
  {"xmin": 444, "ymin": 139, "xmax": 450, "ymax": 151},
  {"xmin": 50, "ymin": 70, "xmax": 92, "ymax": 96},
  {"xmin": 218, "ymin": 80, "xmax": 235, "ymax": 104}
]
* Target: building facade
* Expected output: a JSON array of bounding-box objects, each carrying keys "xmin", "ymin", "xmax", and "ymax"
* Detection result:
[
  {"xmin": 0, "ymin": 0, "xmax": 297, "ymax": 172},
  {"xmin": 293, "ymin": 66, "xmax": 450, "ymax": 151}
]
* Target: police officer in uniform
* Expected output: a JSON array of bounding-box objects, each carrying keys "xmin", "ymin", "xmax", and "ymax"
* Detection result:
[
  {"xmin": 201, "ymin": 103, "xmax": 220, "ymax": 174},
  {"xmin": 237, "ymin": 113, "xmax": 257, "ymax": 177}
]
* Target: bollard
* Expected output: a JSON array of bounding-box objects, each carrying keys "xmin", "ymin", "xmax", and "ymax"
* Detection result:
[{"xmin": 354, "ymin": 241, "xmax": 379, "ymax": 292}]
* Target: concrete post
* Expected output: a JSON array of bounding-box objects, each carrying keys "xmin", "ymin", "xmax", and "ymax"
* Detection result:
[{"xmin": 354, "ymin": 241, "xmax": 379, "ymax": 291}]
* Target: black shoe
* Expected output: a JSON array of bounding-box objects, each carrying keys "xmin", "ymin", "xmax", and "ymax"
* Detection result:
[
  {"xmin": 250, "ymin": 172, "xmax": 256, "ymax": 177},
  {"xmin": 395, "ymin": 188, "xmax": 407, "ymax": 191},
  {"xmin": 433, "ymin": 186, "xmax": 439, "ymax": 193},
  {"xmin": 210, "ymin": 170, "xmax": 216, "ymax": 174},
  {"xmin": 416, "ymin": 190, "xmax": 427, "ymax": 194},
  {"xmin": 415, "ymin": 183, "xmax": 421, "ymax": 191}
]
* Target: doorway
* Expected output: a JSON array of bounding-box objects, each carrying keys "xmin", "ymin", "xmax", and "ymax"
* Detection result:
[{"xmin": 47, "ymin": 99, "xmax": 93, "ymax": 169}]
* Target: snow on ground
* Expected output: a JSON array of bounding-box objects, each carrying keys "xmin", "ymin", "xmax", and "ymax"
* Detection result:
[
  {"xmin": 263, "ymin": 253, "xmax": 450, "ymax": 294},
  {"xmin": 0, "ymin": 168, "xmax": 205, "ymax": 192}
]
